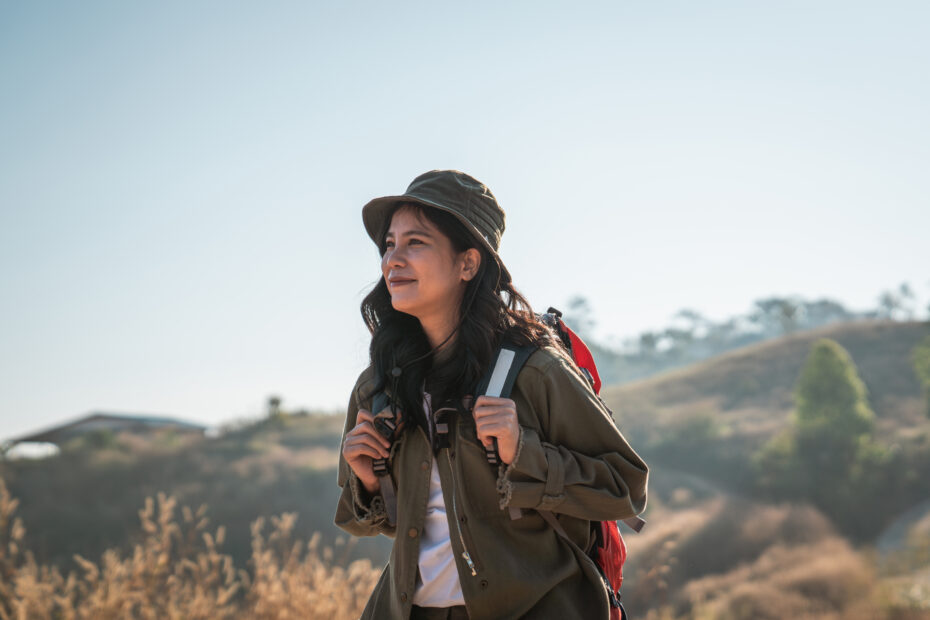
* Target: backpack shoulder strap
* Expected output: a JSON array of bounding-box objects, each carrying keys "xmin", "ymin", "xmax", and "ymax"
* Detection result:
[
  {"xmin": 371, "ymin": 391, "xmax": 389, "ymax": 416},
  {"xmin": 476, "ymin": 342, "xmax": 538, "ymax": 399},
  {"xmin": 474, "ymin": 342, "xmax": 537, "ymax": 467},
  {"xmin": 369, "ymin": 389, "xmax": 398, "ymax": 526},
  {"xmin": 473, "ymin": 341, "xmax": 536, "ymax": 519}
]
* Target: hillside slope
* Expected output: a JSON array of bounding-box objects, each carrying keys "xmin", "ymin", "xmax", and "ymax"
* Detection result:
[
  {"xmin": 0, "ymin": 413, "xmax": 387, "ymax": 571},
  {"xmin": 603, "ymin": 319, "xmax": 929, "ymax": 447}
]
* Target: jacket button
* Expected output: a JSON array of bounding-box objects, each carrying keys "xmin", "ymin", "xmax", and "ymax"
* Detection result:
[
  {"xmin": 460, "ymin": 515, "xmax": 467, "ymax": 524},
  {"xmin": 401, "ymin": 592, "xmax": 408, "ymax": 602},
  {"xmin": 421, "ymin": 461, "xmax": 429, "ymax": 470},
  {"xmin": 450, "ymin": 450, "xmax": 456, "ymax": 459},
  {"xmin": 408, "ymin": 528, "xmax": 418, "ymax": 538},
  {"xmin": 480, "ymin": 579, "xmax": 488, "ymax": 589}
]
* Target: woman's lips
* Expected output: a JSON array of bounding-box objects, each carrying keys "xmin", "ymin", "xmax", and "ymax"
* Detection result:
[{"xmin": 390, "ymin": 279, "xmax": 415, "ymax": 287}]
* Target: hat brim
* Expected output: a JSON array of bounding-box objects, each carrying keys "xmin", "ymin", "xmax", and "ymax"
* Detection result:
[{"xmin": 362, "ymin": 194, "xmax": 512, "ymax": 285}]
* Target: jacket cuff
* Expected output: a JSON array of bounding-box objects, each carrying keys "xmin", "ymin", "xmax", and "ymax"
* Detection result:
[
  {"xmin": 349, "ymin": 471, "xmax": 388, "ymax": 524},
  {"xmin": 497, "ymin": 426, "xmax": 566, "ymax": 512}
]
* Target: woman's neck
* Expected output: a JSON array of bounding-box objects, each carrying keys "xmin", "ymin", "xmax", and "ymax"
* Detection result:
[{"xmin": 419, "ymin": 314, "xmax": 459, "ymax": 361}]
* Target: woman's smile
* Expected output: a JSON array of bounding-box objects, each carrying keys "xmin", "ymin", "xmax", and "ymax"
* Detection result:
[{"xmin": 388, "ymin": 276, "xmax": 416, "ymax": 288}]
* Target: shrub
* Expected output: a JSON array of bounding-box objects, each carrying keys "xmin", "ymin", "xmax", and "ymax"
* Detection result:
[
  {"xmin": 681, "ymin": 538, "xmax": 877, "ymax": 620},
  {"xmin": 0, "ymin": 477, "xmax": 380, "ymax": 619}
]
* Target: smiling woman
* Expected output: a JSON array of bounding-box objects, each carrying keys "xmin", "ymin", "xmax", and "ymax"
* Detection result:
[
  {"xmin": 381, "ymin": 207, "xmax": 481, "ymax": 345},
  {"xmin": 335, "ymin": 170, "xmax": 648, "ymax": 620}
]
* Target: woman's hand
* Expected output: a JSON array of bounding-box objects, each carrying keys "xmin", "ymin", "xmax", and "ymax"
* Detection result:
[
  {"xmin": 342, "ymin": 408, "xmax": 391, "ymax": 494},
  {"xmin": 473, "ymin": 395, "xmax": 521, "ymax": 464}
]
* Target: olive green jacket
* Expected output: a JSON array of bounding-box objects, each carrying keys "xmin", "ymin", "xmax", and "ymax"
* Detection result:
[{"xmin": 334, "ymin": 345, "xmax": 648, "ymax": 620}]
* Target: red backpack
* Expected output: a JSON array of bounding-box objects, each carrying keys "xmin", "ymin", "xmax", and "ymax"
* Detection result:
[{"xmin": 477, "ymin": 307, "xmax": 644, "ymax": 620}]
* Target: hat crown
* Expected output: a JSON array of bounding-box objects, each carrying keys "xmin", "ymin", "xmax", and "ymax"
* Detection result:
[{"xmin": 403, "ymin": 170, "xmax": 505, "ymax": 251}]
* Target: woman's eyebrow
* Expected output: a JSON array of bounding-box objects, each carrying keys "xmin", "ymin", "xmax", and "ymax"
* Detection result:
[{"xmin": 385, "ymin": 229, "xmax": 434, "ymax": 239}]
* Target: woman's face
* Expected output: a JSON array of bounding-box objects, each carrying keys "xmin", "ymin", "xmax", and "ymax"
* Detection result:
[{"xmin": 381, "ymin": 205, "xmax": 477, "ymax": 325}]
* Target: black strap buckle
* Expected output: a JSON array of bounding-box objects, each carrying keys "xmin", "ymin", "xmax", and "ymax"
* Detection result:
[{"xmin": 371, "ymin": 402, "xmax": 403, "ymax": 477}]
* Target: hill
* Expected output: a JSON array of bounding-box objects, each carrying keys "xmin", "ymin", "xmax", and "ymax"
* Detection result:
[
  {"xmin": 605, "ymin": 319, "xmax": 928, "ymax": 450},
  {"xmin": 0, "ymin": 413, "xmax": 390, "ymax": 572},
  {"xmin": 603, "ymin": 319, "xmax": 930, "ymax": 542}
]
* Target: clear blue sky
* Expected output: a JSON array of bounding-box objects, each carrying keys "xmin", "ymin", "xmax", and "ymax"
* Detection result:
[{"xmin": 1, "ymin": 1, "xmax": 928, "ymax": 440}]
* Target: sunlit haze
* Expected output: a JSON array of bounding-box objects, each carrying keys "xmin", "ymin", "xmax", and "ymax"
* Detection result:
[{"xmin": 1, "ymin": 1, "xmax": 928, "ymax": 440}]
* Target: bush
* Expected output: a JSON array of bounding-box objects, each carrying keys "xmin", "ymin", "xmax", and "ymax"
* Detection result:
[
  {"xmin": 0, "ymin": 477, "xmax": 380, "ymax": 619},
  {"xmin": 681, "ymin": 538, "xmax": 877, "ymax": 620}
]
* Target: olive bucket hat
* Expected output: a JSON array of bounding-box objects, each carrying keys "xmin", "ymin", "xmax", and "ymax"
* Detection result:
[{"xmin": 361, "ymin": 169, "xmax": 511, "ymax": 284}]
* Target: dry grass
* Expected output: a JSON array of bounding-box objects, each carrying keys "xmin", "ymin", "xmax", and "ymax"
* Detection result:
[
  {"xmin": 0, "ymin": 477, "xmax": 379, "ymax": 619},
  {"xmin": 5, "ymin": 466, "xmax": 930, "ymax": 620},
  {"xmin": 681, "ymin": 538, "xmax": 877, "ymax": 620},
  {"xmin": 624, "ymin": 489, "xmax": 930, "ymax": 620}
]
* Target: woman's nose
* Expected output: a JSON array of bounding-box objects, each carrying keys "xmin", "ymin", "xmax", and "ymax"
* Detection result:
[{"xmin": 384, "ymin": 247, "xmax": 406, "ymax": 268}]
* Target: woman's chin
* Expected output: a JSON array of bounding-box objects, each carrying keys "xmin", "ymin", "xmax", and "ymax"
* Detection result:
[{"xmin": 390, "ymin": 298, "xmax": 418, "ymax": 316}]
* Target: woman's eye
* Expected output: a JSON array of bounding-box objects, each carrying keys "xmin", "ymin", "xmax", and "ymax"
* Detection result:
[{"xmin": 384, "ymin": 238, "xmax": 423, "ymax": 249}]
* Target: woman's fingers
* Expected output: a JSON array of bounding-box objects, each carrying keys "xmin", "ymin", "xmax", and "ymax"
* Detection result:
[
  {"xmin": 474, "ymin": 407, "xmax": 512, "ymax": 419},
  {"xmin": 345, "ymin": 441, "xmax": 389, "ymax": 461},
  {"xmin": 473, "ymin": 398, "xmax": 517, "ymax": 428},
  {"xmin": 472, "ymin": 398, "xmax": 519, "ymax": 464},
  {"xmin": 476, "ymin": 422, "xmax": 515, "ymax": 445},
  {"xmin": 344, "ymin": 423, "xmax": 390, "ymax": 458},
  {"xmin": 476, "ymin": 419, "xmax": 512, "ymax": 435},
  {"xmin": 343, "ymin": 408, "xmax": 398, "ymax": 486},
  {"xmin": 474, "ymin": 410, "xmax": 516, "ymax": 430},
  {"xmin": 352, "ymin": 412, "xmax": 391, "ymax": 449},
  {"xmin": 474, "ymin": 417, "xmax": 520, "ymax": 465},
  {"xmin": 473, "ymin": 395, "xmax": 512, "ymax": 406},
  {"xmin": 344, "ymin": 413, "xmax": 391, "ymax": 461},
  {"xmin": 346, "ymin": 427, "xmax": 390, "ymax": 451},
  {"xmin": 472, "ymin": 396, "xmax": 515, "ymax": 414},
  {"xmin": 474, "ymin": 414, "xmax": 517, "ymax": 438}
]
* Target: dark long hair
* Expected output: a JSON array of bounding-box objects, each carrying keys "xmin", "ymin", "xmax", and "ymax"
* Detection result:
[{"xmin": 360, "ymin": 202, "xmax": 556, "ymax": 433}]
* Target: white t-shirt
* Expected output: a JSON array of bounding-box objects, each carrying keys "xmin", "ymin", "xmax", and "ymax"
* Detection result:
[{"xmin": 412, "ymin": 392, "xmax": 466, "ymax": 607}]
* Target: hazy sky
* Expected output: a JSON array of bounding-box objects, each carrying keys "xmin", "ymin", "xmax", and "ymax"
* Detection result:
[{"xmin": 1, "ymin": 1, "xmax": 928, "ymax": 440}]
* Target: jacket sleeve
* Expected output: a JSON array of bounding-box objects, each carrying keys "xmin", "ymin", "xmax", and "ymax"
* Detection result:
[
  {"xmin": 333, "ymin": 370, "xmax": 397, "ymax": 538},
  {"xmin": 496, "ymin": 350, "xmax": 648, "ymax": 522}
]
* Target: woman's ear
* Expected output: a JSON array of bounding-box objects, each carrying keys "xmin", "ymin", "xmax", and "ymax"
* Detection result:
[{"xmin": 461, "ymin": 248, "xmax": 481, "ymax": 282}]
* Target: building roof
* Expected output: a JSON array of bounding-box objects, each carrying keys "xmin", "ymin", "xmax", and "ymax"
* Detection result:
[{"xmin": 5, "ymin": 412, "xmax": 207, "ymax": 446}]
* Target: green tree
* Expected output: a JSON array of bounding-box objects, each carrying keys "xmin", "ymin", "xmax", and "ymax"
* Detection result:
[
  {"xmin": 751, "ymin": 297, "xmax": 800, "ymax": 335},
  {"xmin": 638, "ymin": 332, "xmax": 659, "ymax": 358},
  {"xmin": 912, "ymin": 334, "xmax": 930, "ymax": 418},
  {"xmin": 754, "ymin": 338, "xmax": 878, "ymax": 521},
  {"xmin": 792, "ymin": 338, "xmax": 874, "ymax": 487},
  {"xmin": 877, "ymin": 289, "xmax": 903, "ymax": 319},
  {"xmin": 674, "ymin": 308, "xmax": 709, "ymax": 336}
]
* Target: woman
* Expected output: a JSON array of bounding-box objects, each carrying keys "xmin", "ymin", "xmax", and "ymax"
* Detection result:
[{"xmin": 335, "ymin": 170, "xmax": 648, "ymax": 620}]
